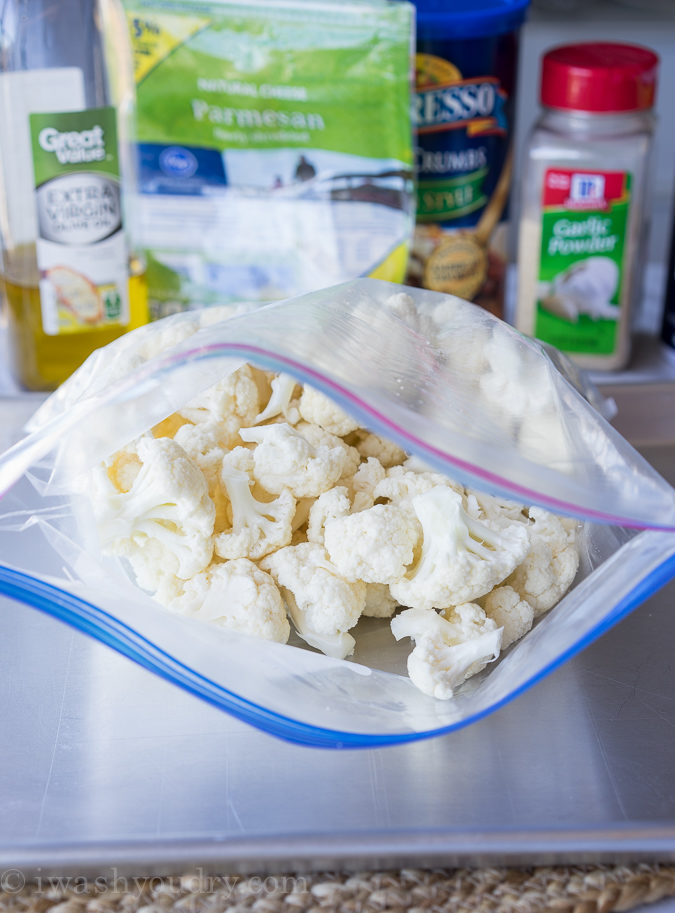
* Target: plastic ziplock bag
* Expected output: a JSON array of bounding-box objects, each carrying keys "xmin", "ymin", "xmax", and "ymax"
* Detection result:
[{"xmin": 0, "ymin": 278, "xmax": 674, "ymax": 748}]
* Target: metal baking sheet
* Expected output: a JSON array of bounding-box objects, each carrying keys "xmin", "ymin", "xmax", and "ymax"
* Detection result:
[{"xmin": 0, "ymin": 391, "xmax": 673, "ymax": 874}]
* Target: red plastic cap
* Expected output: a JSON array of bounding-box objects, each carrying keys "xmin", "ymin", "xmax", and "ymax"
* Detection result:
[{"xmin": 540, "ymin": 42, "xmax": 659, "ymax": 113}]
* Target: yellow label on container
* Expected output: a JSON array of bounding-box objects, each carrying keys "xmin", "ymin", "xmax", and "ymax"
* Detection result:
[{"xmin": 127, "ymin": 12, "xmax": 210, "ymax": 83}]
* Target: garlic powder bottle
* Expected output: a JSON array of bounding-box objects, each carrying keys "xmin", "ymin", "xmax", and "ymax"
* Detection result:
[{"xmin": 515, "ymin": 43, "xmax": 658, "ymax": 371}]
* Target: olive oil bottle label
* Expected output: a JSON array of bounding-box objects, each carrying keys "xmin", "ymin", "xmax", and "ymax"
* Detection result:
[
  {"xmin": 534, "ymin": 168, "xmax": 631, "ymax": 356},
  {"xmin": 29, "ymin": 105, "xmax": 129, "ymax": 334}
]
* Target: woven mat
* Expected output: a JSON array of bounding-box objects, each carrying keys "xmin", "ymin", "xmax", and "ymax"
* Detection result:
[{"xmin": 2, "ymin": 866, "xmax": 675, "ymax": 913}]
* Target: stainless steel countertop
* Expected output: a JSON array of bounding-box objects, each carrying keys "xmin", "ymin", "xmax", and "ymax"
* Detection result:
[{"xmin": 0, "ymin": 385, "xmax": 673, "ymax": 874}]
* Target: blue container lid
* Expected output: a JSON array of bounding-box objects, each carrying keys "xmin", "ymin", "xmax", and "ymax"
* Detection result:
[{"xmin": 412, "ymin": 0, "xmax": 530, "ymax": 40}]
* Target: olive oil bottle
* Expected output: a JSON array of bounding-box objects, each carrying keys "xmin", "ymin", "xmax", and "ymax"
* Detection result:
[{"xmin": 0, "ymin": 0, "xmax": 148, "ymax": 391}]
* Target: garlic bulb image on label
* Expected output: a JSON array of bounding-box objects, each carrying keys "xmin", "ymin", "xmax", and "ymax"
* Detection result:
[{"xmin": 541, "ymin": 257, "xmax": 619, "ymax": 323}]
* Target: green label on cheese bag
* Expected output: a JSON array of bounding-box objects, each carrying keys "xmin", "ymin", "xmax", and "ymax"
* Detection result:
[{"xmin": 122, "ymin": 0, "xmax": 414, "ymax": 314}]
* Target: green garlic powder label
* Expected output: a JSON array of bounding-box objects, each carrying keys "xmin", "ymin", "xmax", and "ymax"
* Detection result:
[
  {"xmin": 29, "ymin": 105, "xmax": 129, "ymax": 334},
  {"xmin": 535, "ymin": 169, "xmax": 631, "ymax": 356}
]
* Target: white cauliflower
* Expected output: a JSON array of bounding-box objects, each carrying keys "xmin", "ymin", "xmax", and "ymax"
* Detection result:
[
  {"xmin": 344, "ymin": 457, "xmax": 386, "ymax": 512},
  {"xmin": 479, "ymin": 335, "xmax": 557, "ymax": 427},
  {"xmin": 261, "ymin": 542, "xmax": 366, "ymax": 659},
  {"xmin": 104, "ymin": 446, "xmax": 142, "ymax": 492},
  {"xmin": 253, "ymin": 373, "xmax": 300, "ymax": 425},
  {"xmin": 391, "ymin": 604, "xmax": 502, "ymax": 700},
  {"xmin": 298, "ymin": 385, "xmax": 359, "ymax": 436},
  {"xmin": 374, "ymin": 462, "xmax": 462, "ymax": 506},
  {"xmin": 517, "ymin": 410, "xmax": 574, "ymax": 472},
  {"xmin": 306, "ymin": 486, "xmax": 351, "ymax": 544},
  {"xmin": 324, "ymin": 504, "xmax": 420, "ymax": 584},
  {"xmin": 390, "ymin": 485, "xmax": 530, "ymax": 610},
  {"xmin": 117, "ymin": 537, "xmax": 185, "ymax": 605},
  {"xmin": 506, "ymin": 508, "xmax": 580, "ymax": 615},
  {"xmin": 480, "ymin": 585, "xmax": 534, "ymax": 649},
  {"xmin": 239, "ymin": 422, "xmax": 346, "ymax": 498},
  {"xmin": 86, "ymin": 349, "xmax": 585, "ymax": 704},
  {"xmin": 464, "ymin": 489, "xmax": 528, "ymax": 527},
  {"xmin": 94, "ymin": 435, "xmax": 215, "ymax": 586},
  {"xmin": 422, "ymin": 294, "xmax": 491, "ymax": 373},
  {"xmin": 171, "ymin": 420, "xmax": 227, "ymax": 463},
  {"xmin": 384, "ymin": 290, "xmax": 435, "ymax": 335},
  {"xmin": 180, "ymin": 364, "xmax": 260, "ymax": 429},
  {"xmin": 172, "ymin": 421, "xmax": 231, "ymax": 531},
  {"xmin": 215, "ymin": 456, "xmax": 295, "ymax": 560},
  {"xmin": 348, "ymin": 429, "xmax": 407, "ymax": 468},
  {"xmin": 167, "ymin": 558, "xmax": 289, "ymax": 643},
  {"xmin": 475, "ymin": 332, "xmax": 573, "ymax": 469},
  {"xmin": 363, "ymin": 583, "xmax": 399, "ymax": 618},
  {"xmin": 297, "ymin": 421, "xmax": 361, "ymax": 479}
]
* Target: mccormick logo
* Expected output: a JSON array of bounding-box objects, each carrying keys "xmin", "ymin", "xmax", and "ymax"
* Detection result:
[
  {"xmin": 569, "ymin": 173, "xmax": 606, "ymax": 206},
  {"xmin": 414, "ymin": 77, "xmax": 508, "ymax": 137},
  {"xmin": 543, "ymin": 170, "xmax": 628, "ymax": 211},
  {"xmin": 567, "ymin": 174, "xmax": 607, "ymax": 209}
]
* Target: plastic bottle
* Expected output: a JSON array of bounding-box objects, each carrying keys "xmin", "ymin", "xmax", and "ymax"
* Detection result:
[
  {"xmin": 516, "ymin": 42, "xmax": 658, "ymax": 372},
  {"xmin": 405, "ymin": 0, "xmax": 530, "ymax": 320},
  {"xmin": 0, "ymin": 0, "xmax": 148, "ymax": 391}
]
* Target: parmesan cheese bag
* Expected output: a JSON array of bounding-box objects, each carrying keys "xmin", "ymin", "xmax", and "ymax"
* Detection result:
[{"xmin": 122, "ymin": 0, "xmax": 415, "ymax": 317}]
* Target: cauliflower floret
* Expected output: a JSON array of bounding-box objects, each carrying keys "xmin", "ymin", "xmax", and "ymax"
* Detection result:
[
  {"xmin": 239, "ymin": 422, "xmax": 346, "ymax": 498},
  {"xmin": 173, "ymin": 421, "xmax": 233, "ymax": 532},
  {"xmin": 506, "ymin": 507, "xmax": 580, "ymax": 615},
  {"xmin": 389, "ymin": 485, "xmax": 530, "ymax": 610},
  {"xmin": 261, "ymin": 542, "xmax": 366, "ymax": 659},
  {"xmin": 464, "ymin": 489, "xmax": 528, "ymax": 527},
  {"xmin": 480, "ymin": 585, "xmax": 534, "ymax": 649},
  {"xmin": 344, "ymin": 457, "xmax": 386, "ymax": 512},
  {"xmin": 374, "ymin": 462, "xmax": 462, "ymax": 506},
  {"xmin": 253, "ymin": 373, "xmax": 300, "ymax": 425},
  {"xmin": 298, "ymin": 385, "xmax": 359, "ymax": 437},
  {"xmin": 347, "ymin": 429, "xmax": 407, "ymax": 468},
  {"xmin": 94, "ymin": 435, "xmax": 215, "ymax": 584},
  {"xmin": 479, "ymin": 335, "xmax": 557, "ymax": 427},
  {"xmin": 324, "ymin": 504, "xmax": 420, "ymax": 584},
  {"xmin": 384, "ymin": 291, "xmax": 435, "ymax": 337},
  {"xmin": 172, "ymin": 421, "xmax": 227, "ymax": 464},
  {"xmin": 214, "ymin": 458, "xmax": 295, "ymax": 561},
  {"xmin": 221, "ymin": 444, "xmax": 255, "ymax": 473},
  {"xmin": 180, "ymin": 364, "xmax": 260, "ymax": 430},
  {"xmin": 432, "ymin": 307, "xmax": 491, "ymax": 379},
  {"xmin": 117, "ymin": 537, "xmax": 185, "ymax": 605},
  {"xmin": 363, "ymin": 583, "xmax": 399, "ymax": 618},
  {"xmin": 391, "ymin": 605, "xmax": 501, "ymax": 700},
  {"xmin": 105, "ymin": 447, "xmax": 142, "ymax": 492},
  {"xmin": 167, "ymin": 559, "xmax": 289, "ymax": 643},
  {"xmin": 517, "ymin": 410, "xmax": 574, "ymax": 472},
  {"xmin": 477, "ymin": 335, "xmax": 573, "ymax": 469},
  {"xmin": 441, "ymin": 600, "xmax": 500, "ymax": 638},
  {"xmin": 306, "ymin": 486, "xmax": 351, "ymax": 544},
  {"xmin": 297, "ymin": 421, "xmax": 361, "ymax": 480}
]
